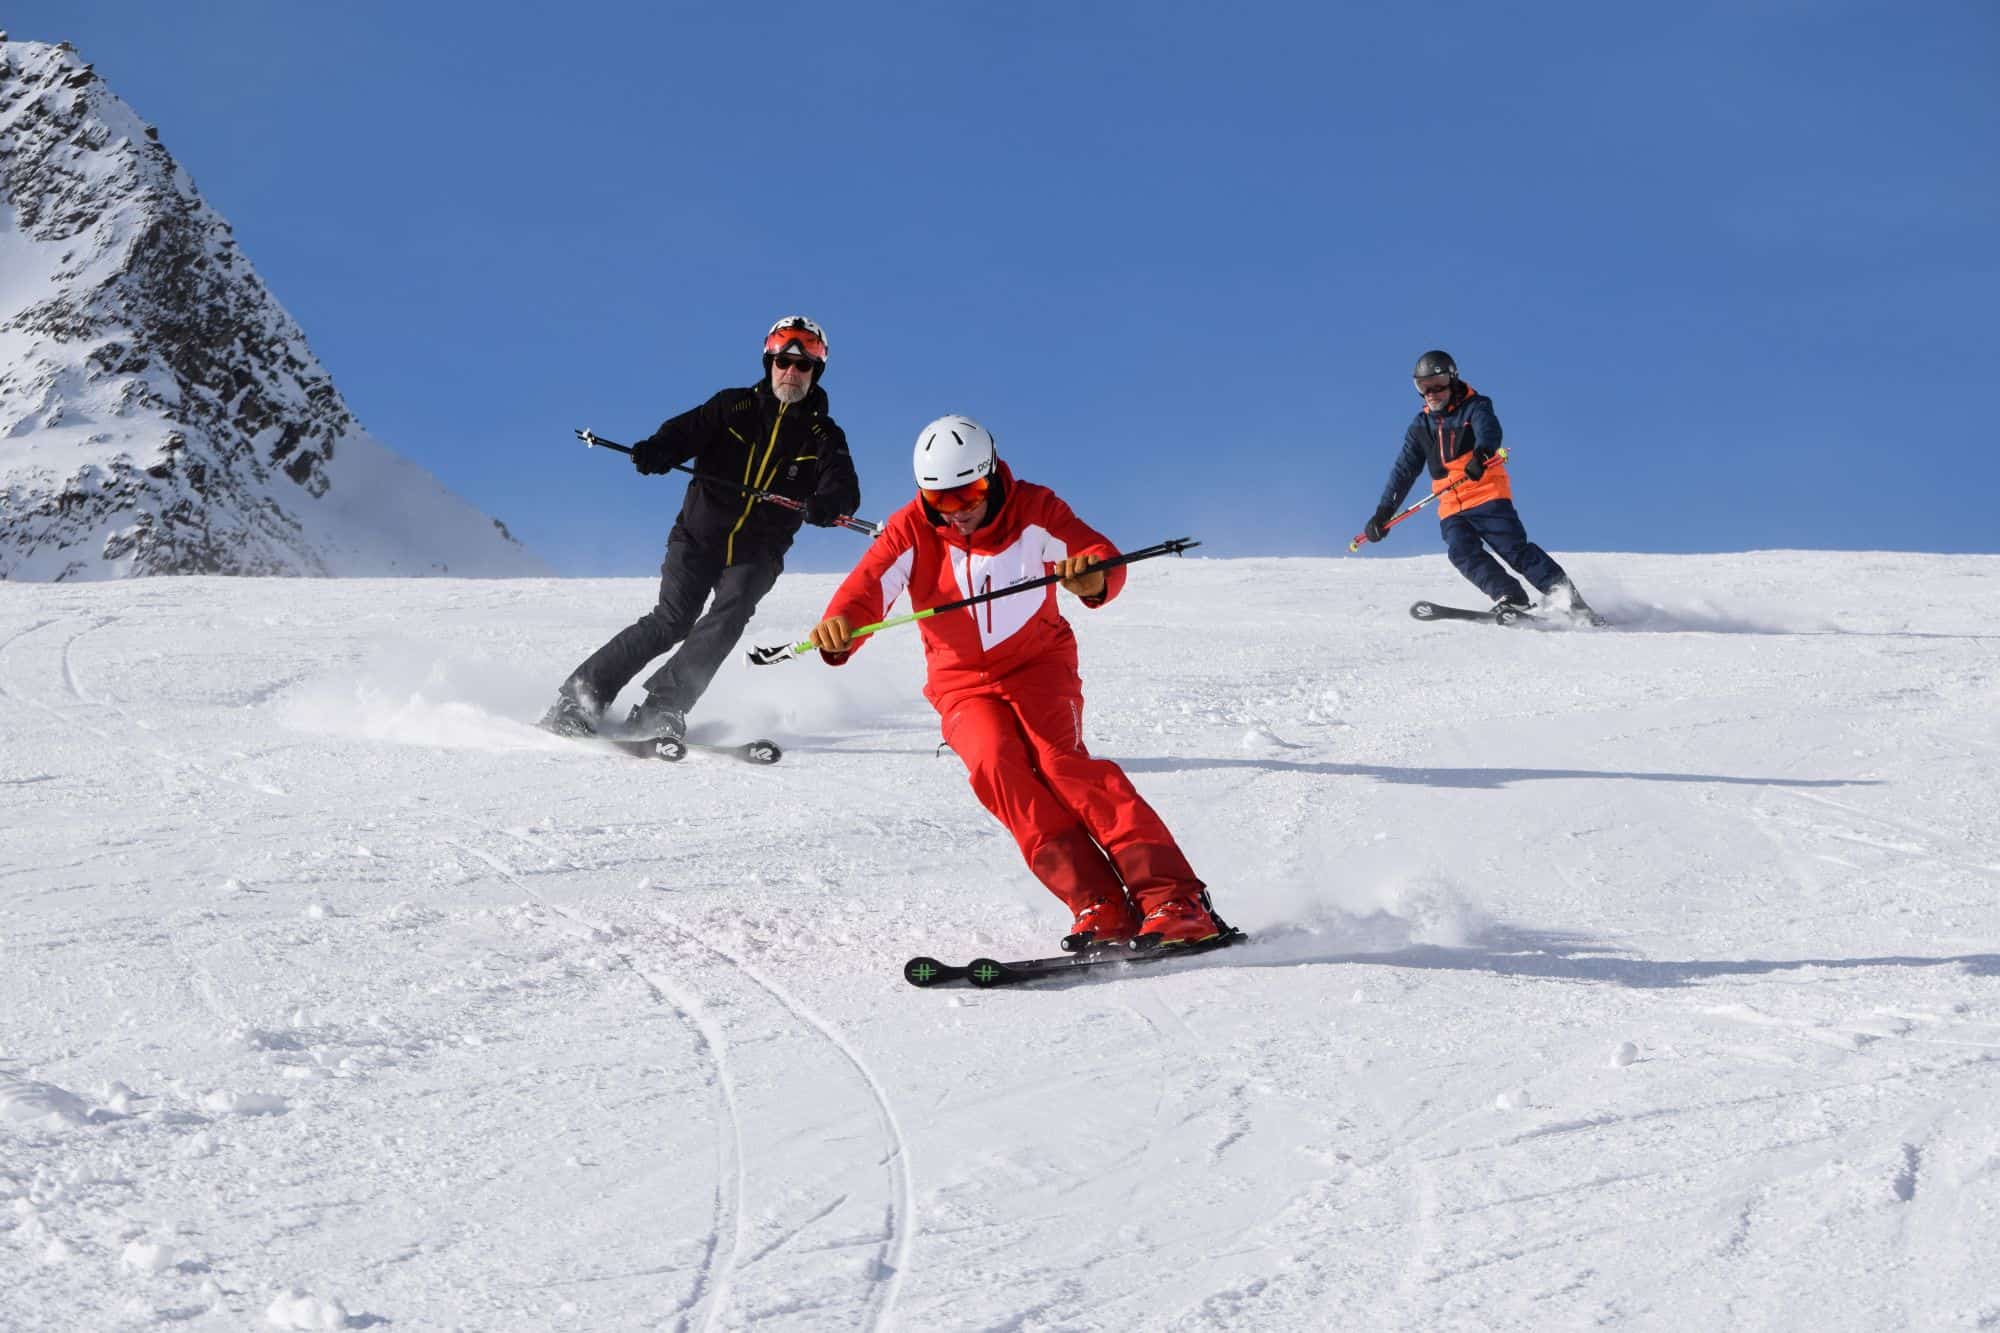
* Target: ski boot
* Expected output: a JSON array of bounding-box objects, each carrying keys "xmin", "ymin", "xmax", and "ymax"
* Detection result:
[
  {"xmin": 537, "ymin": 694, "xmax": 599, "ymax": 738},
  {"xmin": 625, "ymin": 694, "xmax": 687, "ymax": 743},
  {"xmin": 1551, "ymin": 581, "xmax": 1608, "ymax": 627},
  {"xmin": 1062, "ymin": 895, "xmax": 1140, "ymax": 953},
  {"xmin": 1132, "ymin": 893, "xmax": 1225, "ymax": 949}
]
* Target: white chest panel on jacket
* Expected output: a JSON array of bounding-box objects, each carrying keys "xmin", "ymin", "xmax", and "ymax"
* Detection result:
[{"xmin": 943, "ymin": 523, "xmax": 1066, "ymax": 651}]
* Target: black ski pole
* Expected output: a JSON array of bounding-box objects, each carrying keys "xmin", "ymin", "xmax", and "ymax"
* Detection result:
[
  {"xmin": 747, "ymin": 537, "xmax": 1202, "ymax": 665},
  {"xmin": 574, "ymin": 428, "xmax": 881, "ymax": 538}
]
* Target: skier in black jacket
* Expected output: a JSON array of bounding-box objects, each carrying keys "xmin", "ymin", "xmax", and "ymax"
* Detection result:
[{"xmin": 539, "ymin": 316, "xmax": 861, "ymax": 741}]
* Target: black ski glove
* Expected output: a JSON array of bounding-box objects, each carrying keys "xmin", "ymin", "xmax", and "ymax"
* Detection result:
[
  {"xmin": 1363, "ymin": 507, "xmax": 1393, "ymax": 544},
  {"xmin": 802, "ymin": 494, "xmax": 840, "ymax": 527},
  {"xmin": 630, "ymin": 437, "xmax": 673, "ymax": 476},
  {"xmin": 1462, "ymin": 450, "xmax": 1487, "ymax": 482}
]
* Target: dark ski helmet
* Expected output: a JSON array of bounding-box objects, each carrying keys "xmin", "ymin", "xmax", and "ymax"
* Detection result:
[
  {"xmin": 1412, "ymin": 350, "xmax": 1458, "ymax": 382},
  {"xmin": 763, "ymin": 315, "xmax": 828, "ymax": 384}
]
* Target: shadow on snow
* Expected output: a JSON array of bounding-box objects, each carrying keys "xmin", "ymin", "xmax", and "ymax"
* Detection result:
[
  {"xmin": 1117, "ymin": 756, "xmax": 1879, "ymax": 790},
  {"xmin": 1242, "ymin": 924, "xmax": 2000, "ymax": 989}
]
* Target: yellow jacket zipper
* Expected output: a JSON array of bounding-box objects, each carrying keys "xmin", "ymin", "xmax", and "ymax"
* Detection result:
[{"xmin": 724, "ymin": 402, "xmax": 788, "ymax": 564}]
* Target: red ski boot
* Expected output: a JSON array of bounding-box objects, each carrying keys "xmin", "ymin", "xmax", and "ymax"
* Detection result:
[
  {"xmin": 1133, "ymin": 894, "xmax": 1224, "ymax": 948},
  {"xmin": 1062, "ymin": 895, "xmax": 1140, "ymax": 952}
]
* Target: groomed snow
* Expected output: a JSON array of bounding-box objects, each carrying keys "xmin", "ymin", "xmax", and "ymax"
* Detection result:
[{"xmin": 2, "ymin": 550, "xmax": 1997, "ymax": 1329}]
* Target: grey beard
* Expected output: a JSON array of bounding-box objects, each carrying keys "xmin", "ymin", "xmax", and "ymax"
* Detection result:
[{"xmin": 771, "ymin": 378, "xmax": 808, "ymax": 405}]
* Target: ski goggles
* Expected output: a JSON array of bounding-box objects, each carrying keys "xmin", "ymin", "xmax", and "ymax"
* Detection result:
[
  {"xmin": 763, "ymin": 328, "xmax": 827, "ymax": 362},
  {"xmin": 919, "ymin": 476, "xmax": 991, "ymax": 515}
]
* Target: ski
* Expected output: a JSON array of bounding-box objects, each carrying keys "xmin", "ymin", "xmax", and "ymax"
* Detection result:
[
  {"xmin": 607, "ymin": 736, "xmax": 782, "ymax": 765},
  {"xmin": 1409, "ymin": 599, "xmax": 1607, "ymax": 628},
  {"xmin": 904, "ymin": 928, "xmax": 1249, "ymax": 989},
  {"xmin": 1410, "ymin": 599, "xmax": 1531, "ymax": 627}
]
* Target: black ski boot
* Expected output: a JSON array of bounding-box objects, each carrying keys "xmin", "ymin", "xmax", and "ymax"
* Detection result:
[
  {"xmin": 625, "ymin": 694, "xmax": 687, "ymax": 742},
  {"xmin": 1552, "ymin": 581, "xmax": 1608, "ymax": 627},
  {"xmin": 537, "ymin": 694, "xmax": 600, "ymax": 738}
]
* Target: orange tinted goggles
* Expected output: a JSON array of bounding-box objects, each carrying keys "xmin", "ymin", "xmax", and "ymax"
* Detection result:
[
  {"xmin": 763, "ymin": 329, "xmax": 827, "ymax": 361},
  {"xmin": 920, "ymin": 476, "xmax": 991, "ymax": 514}
]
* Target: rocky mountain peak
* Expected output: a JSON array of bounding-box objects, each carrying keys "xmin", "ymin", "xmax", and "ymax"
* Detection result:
[{"xmin": 1, "ymin": 36, "xmax": 544, "ymax": 579}]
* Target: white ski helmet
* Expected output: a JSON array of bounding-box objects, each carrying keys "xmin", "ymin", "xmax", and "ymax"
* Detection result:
[{"xmin": 912, "ymin": 415, "xmax": 996, "ymax": 489}]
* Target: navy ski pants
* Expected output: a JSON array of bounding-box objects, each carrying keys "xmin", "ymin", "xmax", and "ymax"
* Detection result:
[
  {"xmin": 1438, "ymin": 498, "xmax": 1569, "ymax": 605},
  {"xmin": 564, "ymin": 538, "xmax": 780, "ymax": 716}
]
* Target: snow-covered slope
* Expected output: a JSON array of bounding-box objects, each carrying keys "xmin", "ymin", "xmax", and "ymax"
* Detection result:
[
  {"xmin": 3, "ymin": 551, "xmax": 1997, "ymax": 1329},
  {"xmin": 0, "ymin": 36, "xmax": 544, "ymax": 580}
]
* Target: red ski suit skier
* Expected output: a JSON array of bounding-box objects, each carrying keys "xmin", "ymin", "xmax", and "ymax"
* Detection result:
[{"xmin": 816, "ymin": 462, "xmax": 1206, "ymax": 918}]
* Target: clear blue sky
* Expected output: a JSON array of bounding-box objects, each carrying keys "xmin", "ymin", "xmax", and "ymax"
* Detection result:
[{"xmin": 10, "ymin": 2, "xmax": 1998, "ymax": 573}]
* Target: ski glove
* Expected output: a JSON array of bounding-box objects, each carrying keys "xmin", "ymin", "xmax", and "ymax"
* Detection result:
[
  {"xmin": 1462, "ymin": 450, "xmax": 1487, "ymax": 482},
  {"xmin": 1055, "ymin": 554, "xmax": 1106, "ymax": 599},
  {"xmin": 1363, "ymin": 507, "xmax": 1393, "ymax": 544},
  {"xmin": 630, "ymin": 437, "xmax": 674, "ymax": 476},
  {"xmin": 801, "ymin": 494, "xmax": 840, "ymax": 527}
]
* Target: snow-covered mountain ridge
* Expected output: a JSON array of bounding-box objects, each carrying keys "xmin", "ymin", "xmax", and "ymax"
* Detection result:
[{"xmin": 0, "ymin": 35, "xmax": 543, "ymax": 580}]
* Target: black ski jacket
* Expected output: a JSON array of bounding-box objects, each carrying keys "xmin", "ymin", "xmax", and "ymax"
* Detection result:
[{"xmin": 632, "ymin": 382, "xmax": 860, "ymax": 566}]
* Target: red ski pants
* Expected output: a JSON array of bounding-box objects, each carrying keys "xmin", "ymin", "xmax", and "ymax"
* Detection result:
[{"xmin": 937, "ymin": 673, "xmax": 1203, "ymax": 916}]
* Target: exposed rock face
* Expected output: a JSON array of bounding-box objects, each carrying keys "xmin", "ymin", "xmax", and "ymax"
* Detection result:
[{"xmin": 0, "ymin": 36, "xmax": 545, "ymax": 579}]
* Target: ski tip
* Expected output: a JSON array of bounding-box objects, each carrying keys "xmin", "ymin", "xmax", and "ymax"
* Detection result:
[
  {"xmin": 742, "ymin": 740, "xmax": 782, "ymax": 764},
  {"xmin": 904, "ymin": 956, "xmax": 950, "ymax": 988},
  {"xmin": 965, "ymin": 958, "xmax": 1012, "ymax": 989}
]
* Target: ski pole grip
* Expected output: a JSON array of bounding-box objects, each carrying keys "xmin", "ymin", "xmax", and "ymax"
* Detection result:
[{"xmin": 575, "ymin": 428, "xmax": 633, "ymax": 455}]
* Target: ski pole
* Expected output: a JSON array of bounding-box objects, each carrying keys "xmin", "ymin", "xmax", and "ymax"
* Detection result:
[
  {"xmin": 574, "ymin": 428, "xmax": 882, "ymax": 538},
  {"xmin": 1347, "ymin": 447, "xmax": 1509, "ymax": 552},
  {"xmin": 747, "ymin": 537, "xmax": 1202, "ymax": 666}
]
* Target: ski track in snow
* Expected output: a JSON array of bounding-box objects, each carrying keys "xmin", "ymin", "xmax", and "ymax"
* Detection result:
[
  {"xmin": 440, "ymin": 819, "xmax": 913, "ymax": 1331},
  {"xmin": 3, "ymin": 555, "xmax": 1999, "ymax": 1329},
  {"xmin": 642, "ymin": 916, "xmax": 914, "ymax": 1331},
  {"xmin": 436, "ymin": 835, "xmax": 755, "ymax": 1332}
]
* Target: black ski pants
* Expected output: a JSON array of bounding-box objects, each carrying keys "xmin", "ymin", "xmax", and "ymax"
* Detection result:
[
  {"xmin": 1439, "ymin": 498, "xmax": 1569, "ymax": 606},
  {"xmin": 564, "ymin": 538, "xmax": 781, "ymax": 717}
]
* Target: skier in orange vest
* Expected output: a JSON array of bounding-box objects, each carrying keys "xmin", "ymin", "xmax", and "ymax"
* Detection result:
[{"xmin": 1360, "ymin": 350, "xmax": 1602, "ymax": 624}]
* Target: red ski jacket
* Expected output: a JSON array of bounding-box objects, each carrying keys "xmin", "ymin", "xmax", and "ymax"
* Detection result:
[{"xmin": 818, "ymin": 462, "xmax": 1125, "ymax": 706}]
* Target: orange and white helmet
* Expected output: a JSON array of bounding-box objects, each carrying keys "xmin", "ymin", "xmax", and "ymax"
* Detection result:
[{"xmin": 763, "ymin": 315, "xmax": 828, "ymax": 365}]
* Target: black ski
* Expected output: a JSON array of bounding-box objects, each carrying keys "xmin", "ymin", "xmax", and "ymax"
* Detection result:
[
  {"xmin": 1410, "ymin": 599, "xmax": 1531, "ymax": 627},
  {"xmin": 1410, "ymin": 600, "xmax": 1608, "ymax": 628},
  {"xmin": 608, "ymin": 736, "xmax": 782, "ymax": 765},
  {"xmin": 904, "ymin": 928, "xmax": 1249, "ymax": 989}
]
